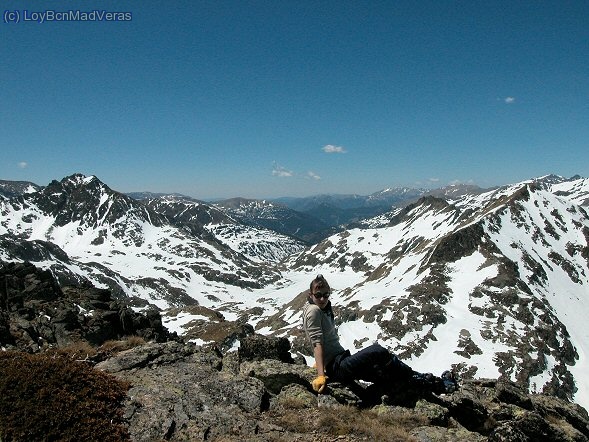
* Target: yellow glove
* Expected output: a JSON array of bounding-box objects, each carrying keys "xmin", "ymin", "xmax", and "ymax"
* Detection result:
[{"xmin": 311, "ymin": 375, "xmax": 328, "ymax": 393}]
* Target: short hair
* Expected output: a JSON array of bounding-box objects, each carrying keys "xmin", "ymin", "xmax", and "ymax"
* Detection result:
[{"xmin": 310, "ymin": 274, "xmax": 330, "ymax": 294}]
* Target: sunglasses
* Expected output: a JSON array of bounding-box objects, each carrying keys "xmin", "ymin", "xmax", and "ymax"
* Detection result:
[{"xmin": 312, "ymin": 291, "xmax": 330, "ymax": 299}]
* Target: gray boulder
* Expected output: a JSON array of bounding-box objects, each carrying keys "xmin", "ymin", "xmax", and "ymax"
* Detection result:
[
  {"xmin": 97, "ymin": 341, "xmax": 268, "ymax": 441},
  {"xmin": 0, "ymin": 262, "xmax": 172, "ymax": 351}
]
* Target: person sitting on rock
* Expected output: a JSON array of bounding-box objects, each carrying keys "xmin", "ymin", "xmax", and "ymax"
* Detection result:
[{"xmin": 302, "ymin": 274, "xmax": 457, "ymax": 400}]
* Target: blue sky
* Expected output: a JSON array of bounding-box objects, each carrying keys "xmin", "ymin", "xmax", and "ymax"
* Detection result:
[{"xmin": 1, "ymin": 1, "xmax": 587, "ymax": 199}]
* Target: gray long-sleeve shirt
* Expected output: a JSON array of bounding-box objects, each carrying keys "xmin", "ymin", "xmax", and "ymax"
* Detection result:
[{"xmin": 302, "ymin": 291, "xmax": 346, "ymax": 366}]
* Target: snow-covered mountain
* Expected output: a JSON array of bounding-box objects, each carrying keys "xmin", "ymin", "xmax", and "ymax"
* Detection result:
[
  {"xmin": 213, "ymin": 197, "xmax": 333, "ymax": 244},
  {"xmin": 255, "ymin": 175, "xmax": 589, "ymax": 410},
  {"xmin": 0, "ymin": 174, "xmax": 303, "ymax": 309},
  {"xmin": 551, "ymin": 175, "xmax": 589, "ymax": 207},
  {"xmin": 1, "ymin": 172, "xmax": 588, "ymax": 412},
  {"xmin": 0, "ymin": 180, "xmax": 41, "ymax": 198},
  {"xmin": 143, "ymin": 195, "xmax": 305, "ymax": 263}
]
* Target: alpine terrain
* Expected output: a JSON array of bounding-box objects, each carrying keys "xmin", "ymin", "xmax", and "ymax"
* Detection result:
[
  {"xmin": 1, "ymin": 172, "xmax": 588, "ymax": 415},
  {"xmin": 0, "ymin": 174, "xmax": 304, "ymax": 310}
]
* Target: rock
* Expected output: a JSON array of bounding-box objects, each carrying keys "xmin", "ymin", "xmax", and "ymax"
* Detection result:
[
  {"xmin": 240, "ymin": 358, "xmax": 314, "ymax": 394},
  {"xmin": 437, "ymin": 378, "xmax": 589, "ymax": 441},
  {"xmin": 97, "ymin": 341, "xmax": 268, "ymax": 442},
  {"xmin": 414, "ymin": 399, "xmax": 451, "ymax": 426},
  {"xmin": 495, "ymin": 380, "xmax": 534, "ymax": 410},
  {"xmin": 181, "ymin": 314, "xmax": 255, "ymax": 352},
  {"xmin": 411, "ymin": 425, "xmax": 487, "ymax": 442},
  {"xmin": 488, "ymin": 411, "xmax": 571, "ymax": 441},
  {"xmin": 239, "ymin": 334, "xmax": 295, "ymax": 363},
  {"xmin": 325, "ymin": 381, "xmax": 364, "ymax": 407},
  {"xmin": 0, "ymin": 262, "xmax": 173, "ymax": 351},
  {"xmin": 93, "ymin": 336, "xmax": 589, "ymax": 441},
  {"xmin": 0, "ymin": 262, "xmax": 61, "ymax": 311},
  {"xmin": 95, "ymin": 341, "xmax": 198, "ymax": 372},
  {"xmin": 530, "ymin": 393, "xmax": 589, "ymax": 436},
  {"xmin": 269, "ymin": 384, "xmax": 317, "ymax": 410},
  {"xmin": 317, "ymin": 392, "xmax": 342, "ymax": 408}
]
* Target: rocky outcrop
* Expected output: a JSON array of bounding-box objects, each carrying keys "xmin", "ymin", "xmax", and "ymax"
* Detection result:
[
  {"xmin": 92, "ymin": 337, "xmax": 589, "ymax": 442},
  {"xmin": 2, "ymin": 262, "xmax": 588, "ymax": 441},
  {"xmin": 0, "ymin": 262, "xmax": 172, "ymax": 352}
]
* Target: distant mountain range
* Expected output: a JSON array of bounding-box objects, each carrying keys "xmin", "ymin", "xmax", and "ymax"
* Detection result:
[
  {"xmin": 0, "ymin": 174, "xmax": 303, "ymax": 306},
  {"xmin": 0, "ymin": 177, "xmax": 524, "ymax": 245},
  {"xmin": 271, "ymin": 184, "xmax": 491, "ymax": 235},
  {"xmin": 126, "ymin": 183, "xmax": 494, "ymax": 244},
  {"xmin": 1, "ymin": 172, "xmax": 588, "ymax": 411},
  {"xmin": 0, "ymin": 179, "xmax": 41, "ymax": 197}
]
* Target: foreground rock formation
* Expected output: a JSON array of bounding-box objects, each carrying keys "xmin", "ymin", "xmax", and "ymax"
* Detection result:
[
  {"xmin": 95, "ymin": 338, "xmax": 589, "ymax": 442},
  {"xmin": 0, "ymin": 262, "xmax": 171, "ymax": 352},
  {"xmin": 1, "ymin": 262, "xmax": 588, "ymax": 441}
]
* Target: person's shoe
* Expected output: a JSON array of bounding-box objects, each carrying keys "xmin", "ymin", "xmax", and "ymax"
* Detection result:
[
  {"xmin": 411, "ymin": 371, "xmax": 458, "ymax": 394},
  {"xmin": 439, "ymin": 370, "xmax": 458, "ymax": 394}
]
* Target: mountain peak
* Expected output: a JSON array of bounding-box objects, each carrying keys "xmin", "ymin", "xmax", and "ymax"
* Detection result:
[{"xmin": 0, "ymin": 179, "xmax": 41, "ymax": 198}]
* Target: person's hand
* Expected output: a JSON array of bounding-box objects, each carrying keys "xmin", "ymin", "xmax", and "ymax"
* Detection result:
[{"xmin": 311, "ymin": 375, "xmax": 328, "ymax": 393}]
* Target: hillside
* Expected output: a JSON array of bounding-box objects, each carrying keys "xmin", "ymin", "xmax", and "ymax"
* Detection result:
[
  {"xmin": 1, "ymin": 173, "xmax": 588, "ymax": 413},
  {"xmin": 2, "ymin": 262, "xmax": 588, "ymax": 442},
  {"xmin": 259, "ymin": 177, "xmax": 589, "ymax": 410},
  {"xmin": 0, "ymin": 174, "xmax": 298, "ymax": 309}
]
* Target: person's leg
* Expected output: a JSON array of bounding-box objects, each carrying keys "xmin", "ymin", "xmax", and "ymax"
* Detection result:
[
  {"xmin": 331, "ymin": 343, "xmax": 413, "ymax": 384},
  {"xmin": 331, "ymin": 344, "xmax": 458, "ymax": 395},
  {"xmin": 382, "ymin": 352, "xmax": 415, "ymax": 379}
]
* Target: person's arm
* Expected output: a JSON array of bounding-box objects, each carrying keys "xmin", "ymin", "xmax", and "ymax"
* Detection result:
[
  {"xmin": 311, "ymin": 343, "xmax": 328, "ymax": 393},
  {"xmin": 313, "ymin": 343, "xmax": 325, "ymax": 377},
  {"xmin": 304, "ymin": 305, "xmax": 328, "ymax": 393}
]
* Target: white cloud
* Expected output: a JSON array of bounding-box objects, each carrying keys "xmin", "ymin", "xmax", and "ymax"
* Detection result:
[
  {"xmin": 271, "ymin": 163, "xmax": 293, "ymax": 177},
  {"xmin": 428, "ymin": 177, "xmax": 440, "ymax": 183},
  {"xmin": 449, "ymin": 179, "xmax": 475, "ymax": 186},
  {"xmin": 504, "ymin": 97, "xmax": 516, "ymax": 104},
  {"xmin": 306, "ymin": 171, "xmax": 321, "ymax": 180},
  {"xmin": 17, "ymin": 161, "xmax": 28, "ymax": 169},
  {"xmin": 322, "ymin": 144, "xmax": 347, "ymax": 154}
]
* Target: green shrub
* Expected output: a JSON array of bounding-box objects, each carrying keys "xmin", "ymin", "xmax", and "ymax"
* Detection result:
[{"xmin": 0, "ymin": 351, "xmax": 130, "ymax": 441}]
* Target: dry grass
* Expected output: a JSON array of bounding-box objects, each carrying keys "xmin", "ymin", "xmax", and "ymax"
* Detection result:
[
  {"xmin": 49, "ymin": 340, "xmax": 98, "ymax": 360},
  {"xmin": 273, "ymin": 404, "xmax": 425, "ymax": 442},
  {"xmin": 99, "ymin": 335, "xmax": 147, "ymax": 353},
  {"xmin": 42, "ymin": 336, "xmax": 147, "ymax": 361}
]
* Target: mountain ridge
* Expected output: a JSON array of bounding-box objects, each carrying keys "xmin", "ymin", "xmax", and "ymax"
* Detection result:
[
  {"xmin": 277, "ymin": 178, "xmax": 589, "ymax": 409},
  {"xmin": 0, "ymin": 174, "xmax": 296, "ymax": 308},
  {"xmin": 1, "ymin": 172, "xmax": 588, "ymax": 411}
]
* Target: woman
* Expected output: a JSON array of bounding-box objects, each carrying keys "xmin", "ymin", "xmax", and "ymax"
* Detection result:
[{"xmin": 302, "ymin": 274, "xmax": 457, "ymax": 398}]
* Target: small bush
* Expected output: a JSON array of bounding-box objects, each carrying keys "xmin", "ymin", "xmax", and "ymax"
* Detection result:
[
  {"xmin": 0, "ymin": 350, "xmax": 130, "ymax": 441},
  {"xmin": 51, "ymin": 340, "xmax": 98, "ymax": 360}
]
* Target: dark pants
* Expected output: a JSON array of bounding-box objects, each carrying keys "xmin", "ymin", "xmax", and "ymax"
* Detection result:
[{"xmin": 326, "ymin": 343, "xmax": 414, "ymax": 385}]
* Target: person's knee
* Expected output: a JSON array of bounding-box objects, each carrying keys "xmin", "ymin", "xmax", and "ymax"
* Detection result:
[
  {"xmin": 367, "ymin": 343, "xmax": 389, "ymax": 357},
  {"xmin": 365, "ymin": 344, "xmax": 394, "ymax": 368}
]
